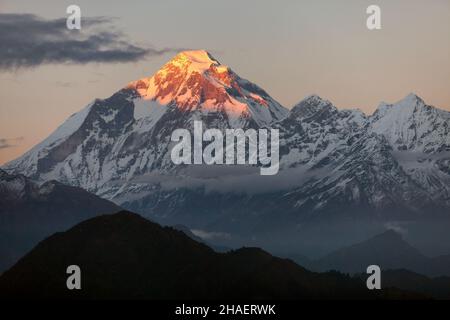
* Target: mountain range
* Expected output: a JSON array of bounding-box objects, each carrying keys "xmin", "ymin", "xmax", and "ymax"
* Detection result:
[
  {"xmin": 310, "ymin": 230, "xmax": 450, "ymax": 277},
  {"xmin": 2, "ymin": 50, "xmax": 450, "ymax": 252},
  {"xmin": 0, "ymin": 211, "xmax": 421, "ymax": 300}
]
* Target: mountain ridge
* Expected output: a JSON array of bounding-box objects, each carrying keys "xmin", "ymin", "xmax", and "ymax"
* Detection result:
[
  {"xmin": 0, "ymin": 211, "xmax": 421, "ymax": 300},
  {"xmin": 2, "ymin": 51, "xmax": 450, "ymax": 241},
  {"xmin": 312, "ymin": 229, "xmax": 450, "ymax": 277}
]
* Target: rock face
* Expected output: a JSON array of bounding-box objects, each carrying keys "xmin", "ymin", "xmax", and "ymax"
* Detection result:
[{"xmin": 3, "ymin": 50, "xmax": 450, "ymax": 235}]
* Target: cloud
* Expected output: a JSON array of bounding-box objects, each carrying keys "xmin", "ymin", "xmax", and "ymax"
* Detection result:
[
  {"xmin": 191, "ymin": 229, "xmax": 231, "ymax": 241},
  {"xmin": 0, "ymin": 13, "xmax": 184, "ymax": 71},
  {"xmin": 0, "ymin": 137, "xmax": 24, "ymax": 149},
  {"xmin": 384, "ymin": 221, "xmax": 409, "ymax": 236},
  {"xmin": 115, "ymin": 165, "xmax": 325, "ymax": 198}
]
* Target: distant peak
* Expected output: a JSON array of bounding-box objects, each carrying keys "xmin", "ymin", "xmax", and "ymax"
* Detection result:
[
  {"xmin": 291, "ymin": 94, "xmax": 336, "ymax": 118},
  {"xmin": 376, "ymin": 229, "xmax": 403, "ymax": 241},
  {"xmin": 374, "ymin": 93, "xmax": 426, "ymax": 115},
  {"xmin": 302, "ymin": 94, "xmax": 329, "ymax": 104},
  {"xmin": 360, "ymin": 230, "xmax": 409, "ymax": 248},
  {"xmin": 398, "ymin": 93, "xmax": 424, "ymax": 105}
]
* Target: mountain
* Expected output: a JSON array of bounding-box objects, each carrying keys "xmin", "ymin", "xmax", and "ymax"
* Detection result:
[
  {"xmin": 3, "ymin": 50, "xmax": 287, "ymax": 195},
  {"xmin": 0, "ymin": 168, "xmax": 121, "ymax": 273},
  {"xmin": 277, "ymin": 94, "xmax": 367, "ymax": 170},
  {"xmin": 172, "ymin": 224, "xmax": 231, "ymax": 253},
  {"xmin": 370, "ymin": 93, "xmax": 450, "ymax": 153},
  {"xmin": 369, "ymin": 93, "xmax": 450, "ymax": 209},
  {"xmin": 313, "ymin": 230, "xmax": 450, "ymax": 277},
  {"xmin": 2, "ymin": 50, "xmax": 450, "ymax": 249},
  {"xmin": 127, "ymin": 50, "xmax": 288, "ymax": 128},
  {"xmin": 314, "ymin": 230, "xmax": 427, "ymax": 274},
  {"xmin": 0, "ymin": 211, "xmax": 421, "ymax": 299},
  {"xmin": 274, "ymin": 94, "xmax": 450, "ymax": 220}
]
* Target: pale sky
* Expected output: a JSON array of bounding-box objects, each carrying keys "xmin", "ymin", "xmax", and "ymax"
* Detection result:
[{"xmin": 1, "ymin": 0, "xmax": 449, "ymax": 164}]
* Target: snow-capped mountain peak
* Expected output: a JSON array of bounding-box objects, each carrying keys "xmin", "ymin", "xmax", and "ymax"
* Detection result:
[
  {"xmin": 374, "ymin": 93, "xmax": 424, "ymax": 119},
  {"xmin": 289, "ymin": 94, "xmax": 337, "ymax": 120},
  {"xmin": 402, "ymin": 92, "xmax": 425, "ymax": 104},
  {"xmin": 127, "ymin": 50, "xmax": 232, "ymax": 103},
  {"xmin": 3, "ymin": 50, "xmax": 289, "ymax": 191},
  {"xmin": 126, "ymin": 49, "xmax": 287, "ymax": 126},
  {"xmin": 369, "ymin": 93, "xmax": 450, "ymax": 153},
  {"xmin": 302, "ymin": 94, "xmax": 332, "ymax": 105},
  {"xmin": 170, "ymin": 50, "xmax": 222, "ymax": 74},
  {"xmin": 3, "ymin": 48, "xmax": 450, "ymax": 230}
]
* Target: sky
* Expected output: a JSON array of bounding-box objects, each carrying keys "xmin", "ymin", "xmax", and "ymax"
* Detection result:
[{"xmin": 0, "ymin": 0, "xmax": 449, "ymax": 164}]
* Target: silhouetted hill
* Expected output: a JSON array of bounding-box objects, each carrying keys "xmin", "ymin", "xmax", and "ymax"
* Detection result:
[
  {"xmin": 0, "ymin": 169, "xmax": 121, "ymax": 273},
  {"xmin": 173, "ymin": 224, "xmax": 231, "ymax": 253},
  {"xmin": 0, "ymin": 211, "xmax": 420, "ymax": 299}
]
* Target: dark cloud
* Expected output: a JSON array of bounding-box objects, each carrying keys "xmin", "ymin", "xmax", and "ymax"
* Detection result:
[
  {"xmin": 0, "ymin": 137, "xmax": 24, "ymax": 149},
  {"xmin": 0, "ymin": 13, "xmax": 183, "ymax": 71}
]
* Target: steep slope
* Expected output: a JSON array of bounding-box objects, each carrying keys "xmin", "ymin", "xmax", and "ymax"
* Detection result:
[
  {"xmin": 2, "ymin": 47, "xmax": 450, "ymax": 240},
  {"xmin": 370, "ymin": 93, "xmax": 450, "ymax": 153},
  {"xmin": 368, "ymin": 93, "xmax": 450, "ymax": 208},
  {"xmin": 279, "ymin": 134, "xmax": 440, "ymax": 220},
  {"xmin": 3, "ymin": 50, "xmax": 288, "ymax": 196},
  {"xmin": 277, "ymin": 95, "xmax": 368, "ymax": 169},
  {"xmin": 0, "ymin": 169, "xmax": 121, "ymax": 272},
  {"xmin": 127, "ymin": 50, "xmax": 288, "ymax": 127},
  {"xmin": 273, "ymin": 94, "xmax": 449, "ymax": 219},
  {"xmin": 118, "ymin": 94, "xmax": 450, "ymax": 236},
  {"xmin": 172, "ymin": 224, "xmax": 231, "ymax": 253},
  {"xmin": 0, "ymin": 211, "xmax": 416, "ymax": 299}
]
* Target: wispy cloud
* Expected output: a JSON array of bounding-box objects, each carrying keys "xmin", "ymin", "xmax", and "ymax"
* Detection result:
[
  {"xmin": 0, "ymin": 137, "xmax": 24, "ymax": 149},
  {"xmin": 191, "ymin": 229, "xmax": 231, "ymax": 241},
  {"xmin": 384, "ymin": 221, "xmax": 409, "ymax": 236},
  {"xmin": 0, "ymin": 13, "xmax": 184, "ymax": 71}
]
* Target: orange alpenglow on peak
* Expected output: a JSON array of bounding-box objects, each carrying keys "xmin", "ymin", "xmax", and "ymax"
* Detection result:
[
  {"xmin": 126, "ymin": 49, "xmax": 240, "ymax": 107},
  {"xmin": 174, "ymin": 50, "xmax": 221, "ymax": 69},
  {"xmin": 125, "ymin": 49, "xmax": 288, "ymax": 125}
]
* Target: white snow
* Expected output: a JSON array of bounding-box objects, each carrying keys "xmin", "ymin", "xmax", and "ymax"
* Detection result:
[
  {"xmin": 369, "ymin": 93, "xmax": 450, "ymax": 153},
  {"xmin": 37, "ymin": 102, "xmax": 93, "ymax": 150},
  {"xmin": 133, "ymin": 98, "xmax": 167, "ymax": 122},
  {"xmin": 178, "ymin": 50, "xmax": 220, "ymax": 74}
]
